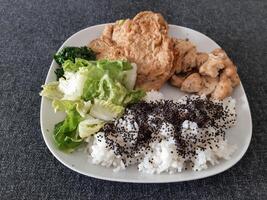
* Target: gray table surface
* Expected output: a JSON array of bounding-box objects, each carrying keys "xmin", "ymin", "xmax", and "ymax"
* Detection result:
[{"xmin": 1, "ymin": 0, "xmax": 266, "ymax": 199}]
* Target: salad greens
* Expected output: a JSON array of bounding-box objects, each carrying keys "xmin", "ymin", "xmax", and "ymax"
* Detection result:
[
  {"xmin": 78, "ymin": 116, "xmax": 105, "ymax": 139},
  {"xmin": 90, "ymin": 99, "xmax": 124, "ymax": 121},
  {"xmin": 54, "ymin": 46, "xmax": 96, "ymax": 80},
  {"xmin": 40, "ymin": 82, "xmax": 63, "ymax": 100},
  {"xmin": 41, "ymin": 49, "xmax": 145, "ymax": 152},
  {"xmin": 54, "ymin": 68, "xmax": 65, "ymax": 80},
  {"xmin": 53, "ymin": 106, "xmax": 82, "ymax": 152},
  {"xmin": 54, "ymin": 46, "xmax": 96, "ymax": 65}
]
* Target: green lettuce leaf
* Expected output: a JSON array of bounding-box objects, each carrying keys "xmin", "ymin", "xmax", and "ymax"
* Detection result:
[
  {"xmin": 58, "ymin": 68, "xmax": 89, "ymax": 101},
  {"xmin": 90, "ymin": 99, "xmax": 124, "ymax": 121},
  {"xmin": 97, "ymin": 74, "xmax": 128, "ymax": 105},
  {"xmin": 78, "ymin": 116, "xmax": 105, "ymax": 138},
  {"xmin": 52, "ymin": 99, "xmax": 91, "ymax": 117},
  {"xmin": 53, "ymin": 107, "xmax": 82, "ymax": 152},
  {"xmin": 122, "ymin": 63, "xmax": 137, "ymax": 90},
  {"xmin": 54, "ymin": 46, "xmax": 96, "ymax": 79},
  {"xmin": 123, "ymin": 90, "xmax": 146, "ymax": 105},
  {"xmin": 40, "ymin": 82, "xmax": 63, "ymax": 100},
  {"xmin": 41, "ymin": 58, "xmax": 146, "ymax": 153},
  {"xmin": 62, "ymin": 58, "xmax": 95, "ymax": 72}
]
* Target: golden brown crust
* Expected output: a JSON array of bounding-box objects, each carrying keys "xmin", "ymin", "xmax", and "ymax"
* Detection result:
[
  {"xmin": 170, "ymin": 74, "xmax": 186, "ymax": 88},
  {"xmin": 89, "ymin": 39, "xmax": 127, "ymax": 60},
  {"xmin": 212, "ymin": 76, "xmax": 233, "ymax": 100},
  {"xmin": 198, "ymin": 76, "xmax": 219, "ymax": 96},
  {"xmin": 172, "ymin": 47, "xmax": 240, "ymax": 100},
  {"xmin": 199, "ymin": 53, "xmax": 225, "ymax": 78},
  {"xmin": 181, "ymin": 73, "xmax": 203, "ymax": 93},
  {"xmin": 196, "ymin": 52, "xmax": 209, "ymax": 68},
  {"xmin": 89, "ymin": 11, "xmax": 174, "ymax": 91},
  {"xmin": 89, "ymin": 11, "xmax": 240, "ymax": 99},
  {"xmin": 172, "ymin": 38, "xmax": 196, "ymax": 73}
]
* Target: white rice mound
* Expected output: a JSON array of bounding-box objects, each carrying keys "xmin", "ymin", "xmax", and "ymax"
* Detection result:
[
  {"xmin": 90, "ymin": 132, "xmax": 126, "ymax": 172},
  {"xmin": 89, "ymin": 91, "xmax": 237, "ymax": 174}
]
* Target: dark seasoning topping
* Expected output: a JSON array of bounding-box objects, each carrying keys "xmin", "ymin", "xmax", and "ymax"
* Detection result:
[{"xmin": 100, "ymin": 96, "xmax": 236, "ymax": 167}]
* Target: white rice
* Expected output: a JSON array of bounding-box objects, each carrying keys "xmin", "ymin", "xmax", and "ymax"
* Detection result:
[
  {"xmin": 88, "ymin": 91, "xmax": 237, "ymax": 174},
  {"xmin": 90, "ymin": 132, "xmax": 126, "ymax": 172}
]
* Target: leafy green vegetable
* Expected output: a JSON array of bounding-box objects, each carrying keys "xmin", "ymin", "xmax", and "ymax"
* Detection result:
[
  {"xmin": 78, "ymin": 116, "xmax": 105, "ymax": 138},
  {"xmin": 53, "ymin": 46, "xmax": 96, "ymax": 79},
  {"xmin": 72, "ymin": 59, "xmax": 137, "ymax": 103},
  {"xmin": 123, "ymin": 90, "xmax": 146, "ymax": 105},
  {"xmin": 90, "ymin": 99, "xmax": 124, "ymax": 121},
  {"xmin": 122, "ymin": 63, "xmax": 137, "ymax": 90},
  {"xmin": 62, "ymin": 58, "xmax": 95, "ymax": 72},
  {"xmin": 41, "ymin": 57, "xmax": 145, "ymax": 152},
  {"xmin": 54, "ymin": 68, "xmax": 65, "ymax": 80},
  {"xmin": 96, "ymin": 59, "xmax": 132, "ymax": 78},
  {"xmin": 53, "ymin": 107, "xmax": 83, "ymax": 152},
  {"xmin": 40, "ymin": 82, "xmax": 63, "ymax": 100},
  {"xmin": 97, "ymin": 74, "xmax": 128, "ymax": 105},
  {"xmin": 58, "ymin": 67, "xmax": 89, "ymax": 101},
  {"xmin": 52, "ymin": 99, "xmax": 91, "ymax": 117},
  {"xmin": 54, "ymin": 46, "xmax": 96, "ymax": 65}
]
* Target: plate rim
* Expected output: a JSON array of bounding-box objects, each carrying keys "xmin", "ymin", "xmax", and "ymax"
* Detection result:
[{"xmin": 40, "ymin": 24, "xmax": 253, "ymax": 183}]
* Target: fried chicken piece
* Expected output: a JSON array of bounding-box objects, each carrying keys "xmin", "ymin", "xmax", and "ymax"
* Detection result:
[
  {"xmin": 102, "ymin": 24, "xmax": 114, "ymax": 40},
  {"xmin": 199, "ymin": 53, "xmax": 225, "ymax": 78},
  {"xmin": 182, "ymin": 48, "xmax": 198, "ymax": 72},
  {"xmin": 171, "ymin": 47, "xmax": 240, "ymax": 100},
  {"xmin": 196, "ymin": 52, "xmax": 209, "ymax": 67},
  {"xmin": 89, "ymin": 11, "xmax": 174, "ymax": 91},
  {"xmin": 220, "ymin": 61, "xmax": 240, "ymax": 87},
  {"xmin": 172, "ymin": 39, "xmax": 196, "ymax": 73},
  {"xmin": 211, "ymin": 76, "xmax": 233, "ymax": 100},
  {"xmin": 198, "ymin": 76, "xmax": 219, "ymax": 96},
  {"xmin": 89, "ymin": 39, "xmax": 126, "ymax": 60},
  {"xmin": 133, "ymin": 11, "xmax": 168, "ymax": 34},
  {"xmin": 181, "ymin": 73, "xmax": 203, "ymax": 93},
  {"xmin": 216, "ymin": 49, "xmax": 240, "ymax": 87},
  {"xmin": 172, "ymin": 38, "xmax": 209, "ymax": 74},
  {"xmin": 89, "ymin": 11, "xmax": 240, "ymax": 100},
  {"xmin": 170, "ymin": 74, "xmax": 186, "ymax": 88}
]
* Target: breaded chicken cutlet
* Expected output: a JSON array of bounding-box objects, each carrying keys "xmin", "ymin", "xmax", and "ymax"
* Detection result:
[{"xmin": 89, "ymin": 11, "xmax": 240, "ymax": 100}]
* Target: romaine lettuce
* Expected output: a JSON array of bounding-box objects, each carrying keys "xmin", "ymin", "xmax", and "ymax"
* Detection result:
[
  {"xmin": 123, "ymin": 90, "xmax": 146, "ymax": 105},
  {"xmin": 52, "ymin": 99, "xmax": 91, "ymax": 117},
  {"xmin": 40, "ymin": 82, "xmax": 63, "ymax": 100},
  {"xmin": 41, "ymin": 58, "xmax": 145, "ymax": 152},
  {"xmin": 90, "ymin": 99, "xmax": 124, "ymax": 121},
  {"xmin": 58, "ymin": 68, "xmax": 89, "ymax": 101},
  {"xmin": 78, "ymin": 116, "xmax": 104, "ymax": 138},
  {"xmin": 53, "ymin": 106, "xmax": 82, "ymax": 152},
  {"xmin": 97, "ymin": 74, "xmax": 128, "ymax": 105},
  {"xmin": 122, "ymin": 63, "xmax": 137, "ymax": 90}
]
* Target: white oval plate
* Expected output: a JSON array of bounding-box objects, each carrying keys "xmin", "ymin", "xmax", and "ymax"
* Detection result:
[{"xmin": 40, "ymin": 24, "xmax": 252, "ymax": 183}]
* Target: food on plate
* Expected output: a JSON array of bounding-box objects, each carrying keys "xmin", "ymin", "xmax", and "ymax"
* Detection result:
[
  {"xmin": 40, "ymin": 48, "xmax": 145, "ymax": 152},
  {"xmin": 54, "ymin": 46, "xmax": 96, "ymax": 80},
  {"xmin": 172, "ymin": 38, "xmax": 209, "ymax": 73},
  {"xmin": 89, "ymin": 91, "xmax": 237, "ymax": 173},
  {"xmin": 89, "ymin": 11, "xmax": 174, "ymax": 91},
  {"xmin": 180, "ymin": 73, "xmax": 203, "ymax": 93},
  {"xmin": 90, "ymin": 11, "xmax": 240, "ymax": 100},
  {"xmin": 171, "ymin": 48, "xmax": 240, "ymax": 100},
  {"xmin": 40, "ymin": 11, "xmax": 241, "ymax": 175}
]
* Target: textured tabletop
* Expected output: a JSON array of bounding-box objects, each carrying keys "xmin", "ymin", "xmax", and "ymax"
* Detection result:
[{"xmin": 1, "ymin": 0, "xmax": 266, "ymax": 199}]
